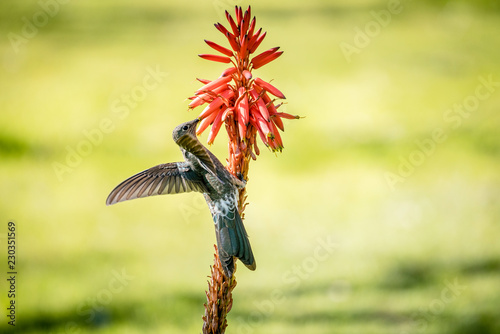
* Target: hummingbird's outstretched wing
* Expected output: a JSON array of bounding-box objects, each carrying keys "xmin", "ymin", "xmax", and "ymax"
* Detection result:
[
  {"xmin": 106, "ymin": 162, "xmax": 207, "ymax": 206},
  {"xmin": 211, "ymin": 196, "xmax": 256, "ymax": 277}
]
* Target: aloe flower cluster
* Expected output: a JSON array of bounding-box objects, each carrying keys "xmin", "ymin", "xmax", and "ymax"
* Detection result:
[{"xmin": 189, "ymin": 6, "xmax": 299, "ymax": 178}]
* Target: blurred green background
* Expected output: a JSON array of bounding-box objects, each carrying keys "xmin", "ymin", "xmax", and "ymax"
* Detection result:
[{"xmin": 1, "ymin": 0, "xmax": 499, "ymax": 333}]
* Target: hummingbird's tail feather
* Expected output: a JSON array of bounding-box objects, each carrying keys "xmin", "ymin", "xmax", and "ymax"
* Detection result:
[{"xmin": 215, "ymin": 210, "xmax": 256, "ymax": 278}]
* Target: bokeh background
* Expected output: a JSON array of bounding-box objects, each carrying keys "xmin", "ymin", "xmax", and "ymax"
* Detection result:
[{"xmin": 1, "ymin": 0, "xmax": 499, "ymax": 333}]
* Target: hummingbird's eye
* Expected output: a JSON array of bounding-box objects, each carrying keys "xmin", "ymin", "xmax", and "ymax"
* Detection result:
[{"xmin": 182, "ymin": 125, "xmax": 189, "ymax": 131}]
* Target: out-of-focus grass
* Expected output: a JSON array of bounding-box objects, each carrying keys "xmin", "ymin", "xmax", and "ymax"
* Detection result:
[{"xmin": 0, "ymin": 0, "xmax": 499, "ymax": 333}]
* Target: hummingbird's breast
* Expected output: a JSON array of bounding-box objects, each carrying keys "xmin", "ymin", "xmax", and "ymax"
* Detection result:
[{"xmin": 203, "ymin": 188, "xmax": 238, "ymax": 220}]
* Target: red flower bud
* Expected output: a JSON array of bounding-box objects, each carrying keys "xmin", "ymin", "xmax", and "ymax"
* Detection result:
[
  {"xmin": 204, "ymin": 40, "xmax": 233, "ymax": 57},
  {"xmin": 199, "ymin": 54, "xmax": 231, "ymax": 63},
  {"xmin": 254, "ymin": 78, "xmax": 286, "ymax": 99}
]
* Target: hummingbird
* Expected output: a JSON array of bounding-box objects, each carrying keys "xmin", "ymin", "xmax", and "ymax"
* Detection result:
[{"xmin": 106, "ymin": 118, "xmax": 256, "ymax": 277}]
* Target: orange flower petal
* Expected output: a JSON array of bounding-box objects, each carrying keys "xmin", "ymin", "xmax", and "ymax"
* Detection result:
[
  {"xmin": 225, "ymin": 32, "xmax": 239, "ymax": 52},
  {"xmin": 250, "ymin": 117, "xmax": 268, "ymax": 147},
  {"xmin": 197, "ymin": 78, "xmax": 211, "ymax": 84},
  {"xmin": 196, "ymin": 75, "xmax": 232, "ymax": 95},
  {"xmin": 276, "ymin": 112, "xmax": 300, "ymax": 119},
  {"xmin": 252, "ymin": 51, "xmax": 283, "ymax": 69},
  {"xmin": 244, "ymin": 6, "xmax": 251, "ymax": 25},
  {"xmin": 254, "ymin": 77, "xmax": 286, "ymax": 99},
  {"xmin": 221, "ymin": 67, "xmax": 237, "ymax": 77},
  {"xmin": 204, "ymin": 40, "xmax": 233, "ymax": 57},
  {"xmin": 242, "ymin": 70, "xmax": 252, "ymax": 80},
  {"xmin": 239, "ymin": 19, "xmax": 246, "ymax": 42},
  {"xmin": 272, "ymin": 115, "xmax": 285, "ymax": 132},
  {"xmin": 197, "ymin": 108, "xmax": 219, "ymax": 135},
  {"xmin": 189, "ymin": 95, "xmax": 211, "ymax": 108},
  {"xmin": 249, "ymin": 89, "xmax": 270, "ymax": 121},
  {"xmin": 255, "ymin": 113, "xmax": 271, "ymax": 137},
  {"xmin": 257, "ymin": 98, "xmax": 270, "ymax": 121},
  {"xmin": 214, "ymin": 23, "xmax": 230, "ymax": 36},
  {"xmin": 196, "ymin": 83, "xmax": 230, "ymax": 97},
  {"xmin": 234, "ymin": 6, "xmax": 241, "ymax": 23},
  {"xmin": 225, "ymin": 11, "xmax": 238, "ymax": 36},
  {"xmin": 237, "ymin": 93, "xmax": 249, "ymax": 124},
  {"xmin": 248, "ymin": 17, "xmax": 256, "ymax": 38},
  {"xmin": 269, "ymin": 120, "xmax": 283, "ymax": 151},
  {"xmin": 236, "ymin": 6, "xmax": 243, "ymax": 23},
  {"xmin": 260, "ymin": 91, "xmax": 279, "ymax": 114},
  {"xmin": 199, "ymin": 54, "xmax": 231, "ymax": 63},
  {"xmin": 190, "ymin": 85, "xmax": 229, "ymax": 108},
  {"xmin": 252, "ymin": 47, "xmax": 279, "ymax": 62},
  {"xmin": 250, "ymin": 150, "xmax": 256, "ymax": 160},
  {"xmin": 198, "ymin": 98, "xmax": 223, "ymax": 119},
  {"xmin": 197, "ymin": 90, "xmax": 233, "ymax": 118},
  {"xmin": 237, "ymin": 110, "xmax": 247, "ymax": 141},
  {"xmin": 207, "ymin": 109, "xmax": 224, "ymax": 144},
  {"xmin": 222, "ymin": 107, "xmax": 234, "ymax": 121},
  {"xmin": 239, "ymin": 34, "xmax": 248, "ymax": 58},
  {"xmin": 259, "ymin": 91, "xmax": 284, "ymax": 130},
  {"xmin": 248, "ymin": 30, "xmax": 265, "ymax": 54},
  {"xmin": 253, "ymin": 135, "xmax": 260, "ymax": 155}
]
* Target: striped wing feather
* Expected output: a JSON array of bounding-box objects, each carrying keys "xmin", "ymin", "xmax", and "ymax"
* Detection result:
[
  {"xmin": 177, "ymin": 135, "xmax": 217, "ymax": 176},
  {"xmin": 106, "ymin": 162, "xmax": 207, "ymax": 205}
]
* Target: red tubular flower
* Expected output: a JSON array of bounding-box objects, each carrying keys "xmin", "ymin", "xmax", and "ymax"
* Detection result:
[{"xmin": 190, "ymin": 5, "xmax": 300, "ymax": 167}]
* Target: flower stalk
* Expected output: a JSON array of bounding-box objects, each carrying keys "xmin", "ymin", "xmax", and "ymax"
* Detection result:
[{"xmin": 192, "ymin": 6, "xmax": 299, "ymax": 333}]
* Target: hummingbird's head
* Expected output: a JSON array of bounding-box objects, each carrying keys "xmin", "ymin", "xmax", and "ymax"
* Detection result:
[{"xmin": 172, "ymin": 118, "xmax": 199, "ymax": 146}]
